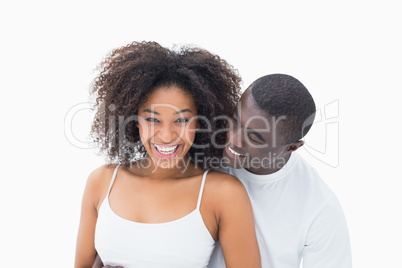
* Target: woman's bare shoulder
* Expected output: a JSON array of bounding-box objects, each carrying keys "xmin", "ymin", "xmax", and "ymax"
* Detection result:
[
  {"xmin": 206, "ymin": 170, "xmax": 242, "ymax": 184},
  {"xmin": 84, "ymin": 164, "xmax": 119, "ymax": 209},
  {"xmin": 205, "ymin": 170, "xmax": 247, "ymax": 197},
  {"xmin": 204, "ymin": 170, "xmax": 252, "ymax": 224},
  {"xmin": 87, "ymin": 164, "xmax": 118, "ymax": 185},
  {"xmin": 87, "ymin": 164, "xmax": 117, "ymax": 186}
]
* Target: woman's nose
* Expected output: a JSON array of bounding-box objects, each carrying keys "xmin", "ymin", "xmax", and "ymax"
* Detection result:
[{"xmin": 157, "ymin": 123, "xmax": 179, "ymax": 143}]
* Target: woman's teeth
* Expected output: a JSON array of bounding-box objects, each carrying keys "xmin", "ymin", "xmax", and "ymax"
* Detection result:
[{"xmin": 155, "ymin": 144, "xmax": 178, "ymax": 155}]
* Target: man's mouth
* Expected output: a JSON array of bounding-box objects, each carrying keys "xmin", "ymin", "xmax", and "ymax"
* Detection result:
[
  {"xmin": 228, "ymin": 145, "xmax": 245, "ymax": 157},
  {"xmin": 154, "ymin": 144, "xmax": 179, "ymax": 155}
]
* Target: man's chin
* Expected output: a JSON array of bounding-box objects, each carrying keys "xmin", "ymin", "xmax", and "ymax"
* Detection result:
[{"xmin": 221, "ymin": 151, "xmax": 249, "ymax": 169}]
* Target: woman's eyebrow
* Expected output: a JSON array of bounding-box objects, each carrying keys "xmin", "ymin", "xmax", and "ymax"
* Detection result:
[
  {"xmin": 143, "ymin": 108, "xmax": 192, "ymax": 115},
  {"xmin": 175, "ymin": 109, "xmax": 192, "ymax": 114},
  {"xmin": 143, "ymin": 109, "xmax": 159, "ymax": 115}
]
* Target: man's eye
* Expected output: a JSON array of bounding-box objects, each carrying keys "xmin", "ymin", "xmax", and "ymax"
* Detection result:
[
  {"xmin": 247, "ymin": 133, "xmax": 262, "ymax": 144},
  {"xmin": 146, "ymin": 118, "xmax": 159, "ymax": 123},
  {"xmin": 176, "ymin": 118, "xmax": 189, "ymax": 123}
]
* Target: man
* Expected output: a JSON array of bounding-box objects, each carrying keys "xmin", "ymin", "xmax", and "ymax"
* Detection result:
[
  {"xmin": 92, "ymin": 74, "xmax": 352, "ymax": 267},
  {"xmin": 208, "ymin": 74, "xmax": 352, "ymax": 267}
]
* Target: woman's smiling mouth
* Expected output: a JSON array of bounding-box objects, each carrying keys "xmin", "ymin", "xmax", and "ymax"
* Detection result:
[
  {"xmin": 152, "ymin": 144, "xmax": 181, "ymax": 159},
  {"xmin": 154, "ymin": 144, "xmax": 179, "ymax": 155}
]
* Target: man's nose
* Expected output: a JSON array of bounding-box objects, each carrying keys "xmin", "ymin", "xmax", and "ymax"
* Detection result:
[{"xmin": 228, "ymin": 121, "xmax": 244, "ymax": 147}]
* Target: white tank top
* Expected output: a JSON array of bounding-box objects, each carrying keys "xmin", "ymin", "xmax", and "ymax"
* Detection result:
[{"xmin": 95, "ymin": 165, "xmax": 216, "ymax": 268}]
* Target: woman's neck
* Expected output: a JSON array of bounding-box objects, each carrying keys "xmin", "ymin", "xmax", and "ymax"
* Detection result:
[{"xmin": 129, "ymin": 156, "xmax": 201, "ymax": 181}]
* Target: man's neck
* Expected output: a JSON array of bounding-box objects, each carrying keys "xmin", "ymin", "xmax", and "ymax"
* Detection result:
[{"xmin": 245, "ymin": 152, "xmax": 291, "ymax": 175}]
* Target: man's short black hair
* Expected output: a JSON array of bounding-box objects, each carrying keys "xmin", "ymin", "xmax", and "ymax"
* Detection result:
[{"xmin": 251, "ymin": 74, "xmax": 316, "ymax": 143}]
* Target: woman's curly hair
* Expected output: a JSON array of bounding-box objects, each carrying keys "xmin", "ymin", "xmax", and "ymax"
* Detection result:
[{"xmin": 90, "ymin": 41, "xmax": 241, "ymax": 167}]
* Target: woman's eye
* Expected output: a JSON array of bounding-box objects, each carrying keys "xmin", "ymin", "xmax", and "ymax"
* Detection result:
[
  {"xmin": 146, "ymin": 117, "xmax": 159, "ymax": 123},
  {"xmin": 176, "ymin": 117, "xmax": 189, "ymax": 123}
]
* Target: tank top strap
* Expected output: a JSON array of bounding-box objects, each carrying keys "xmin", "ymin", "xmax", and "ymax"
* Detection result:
[
  {"xmin": 196, "ymin": 169, "xmax": 209, "ymax": 210},
  {"xmin": 106, "ymin": 163, "xmax": 121, "ymax": 197}
]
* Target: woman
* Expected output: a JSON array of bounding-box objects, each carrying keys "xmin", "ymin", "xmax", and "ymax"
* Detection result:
[{"xmin": 75, "ymin": 41, "xmax": 261, "ymax": 268}]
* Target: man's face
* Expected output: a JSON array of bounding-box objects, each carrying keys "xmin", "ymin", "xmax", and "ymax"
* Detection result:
[{"xmin": 222, "ymin": 89, "xmax": 300, "ymax": 175}]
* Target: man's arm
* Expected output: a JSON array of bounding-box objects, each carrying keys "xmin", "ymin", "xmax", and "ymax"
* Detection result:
[
  {"xmin": 303, "ymin": 197, "xmax": 352, "ymax": 268},
  {"xmin": 92, "ymin": 254, "xmax": 124, "ymax": 268},
  {"xmin": 92, "ymin": 254, "xmax": 103, "ymax": 268}
]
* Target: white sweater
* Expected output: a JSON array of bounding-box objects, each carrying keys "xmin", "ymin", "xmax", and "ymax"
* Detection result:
[{"xmin": 208, "ymin": 152, "xmax": 352, "ymax": 268}]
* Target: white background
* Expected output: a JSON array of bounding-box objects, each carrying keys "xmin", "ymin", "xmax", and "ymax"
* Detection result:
[{"xmin": 1, "ymin": 1, "xmax": 401, "ymax": 267}]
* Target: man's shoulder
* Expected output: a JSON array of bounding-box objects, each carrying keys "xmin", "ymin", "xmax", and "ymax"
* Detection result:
[
  {"xmin": 213, "ymin": 166, "xmax": 235, "ymax": 176},
  {"xmin": 289, "ymin": 153, "xmax": 339, "ymax": 209},
  {"xmin": 296, "ymin": 153, "xmax": 335, "ymax": 187}
]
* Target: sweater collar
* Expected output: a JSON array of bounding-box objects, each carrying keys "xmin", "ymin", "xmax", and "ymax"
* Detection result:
[{"xmin": 233, "ymin": 152, "xmax": 299, "ymax": 183}]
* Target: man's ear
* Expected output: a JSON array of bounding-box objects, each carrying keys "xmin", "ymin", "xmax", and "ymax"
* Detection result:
[{"xmin": 287, "ymin": 140, "xmax": 304, "ymax": 152}]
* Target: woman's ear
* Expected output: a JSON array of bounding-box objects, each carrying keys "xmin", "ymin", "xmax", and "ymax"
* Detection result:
[{"xmin": 135, "ymin": 115, "xmax": 141, "ymax": 128}]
